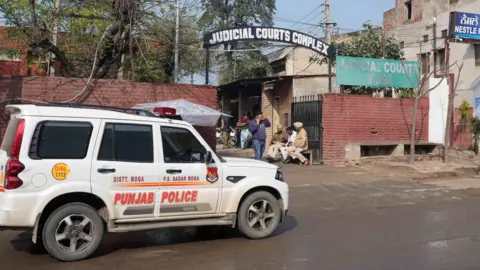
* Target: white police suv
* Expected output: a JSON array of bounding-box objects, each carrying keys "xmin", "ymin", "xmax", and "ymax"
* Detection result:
[{"xmin": 0, "ymin": 103, "xmax": 289, "ymax": 261}]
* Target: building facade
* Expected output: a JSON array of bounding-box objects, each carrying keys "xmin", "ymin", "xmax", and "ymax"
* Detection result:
[
  {"xmin": 0, "ymin": 26, "xmax": 49, "ymax": 76},
  {"xmin": 266, "ymin": 28, "xmax": 383, "ymax": 96},
  {"xmin": 384, "ymin": 0, "xmax": 479, "ymax": 107}
]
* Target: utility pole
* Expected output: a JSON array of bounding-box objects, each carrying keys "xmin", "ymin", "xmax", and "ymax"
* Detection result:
[
  {"xmin": 174, "ymin": 0, "xmax": 180, "ymax": 83},
  {"xmin": 381, "ymin": 29, "xmax": 385, "ymax": 59},
  {"xmin": 325, "ymin": 0, "xmax": 330, "ymax": 44},
  {"xmin": 325, "ymin": 0, "xmax": 332, "ymax": 92},
  {"xmin": 50, "ymin": 0, "xmax": 60, "ymax": 76}
]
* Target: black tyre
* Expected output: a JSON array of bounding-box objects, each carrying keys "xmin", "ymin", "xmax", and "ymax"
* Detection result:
[
  {"xmin": 237, "ymin": 191, "xmax": 281, "ymax": 239},
  {"xmin": 42, "ymin": 202, "xmax": 104, "ymax": 262}
]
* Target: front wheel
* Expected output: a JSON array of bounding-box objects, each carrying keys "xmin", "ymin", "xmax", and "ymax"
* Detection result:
[
  {"xmin": 237, "ymin": 191, "xmax": 281, "ymax": 239},
  {"xmin": 42, "ymin": 203, "xmax": 105, "ymax": 262}
]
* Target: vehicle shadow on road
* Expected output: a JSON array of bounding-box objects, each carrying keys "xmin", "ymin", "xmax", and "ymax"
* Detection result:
[
  {"xmin": 10, "ymin": 231, "xmax": 47, "ymax": 255},
  {"xmin": 92, "ymin": 215, "xmax": 297, "ymax": 258},
  {"xmin": 10, "ymin": 215, "xmax": 298, "ymax": 258},
  {"xmin": 271, "ymin": 215, "xmax": 297, "ymax": 237}
]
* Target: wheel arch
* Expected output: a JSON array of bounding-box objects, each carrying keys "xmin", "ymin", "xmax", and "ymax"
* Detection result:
[
  {"xmin": 32, "ymin": 192, "xmax": 109, "ymax": 244},
  {"xmin": 236, "ymin": 186, "xmax": 284, "ymax": 217}
]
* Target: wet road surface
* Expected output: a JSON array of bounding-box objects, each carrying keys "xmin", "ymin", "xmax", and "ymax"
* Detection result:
[{"xmin": 2, "ymin": 178, "xmax": 480, "ymax": 269}]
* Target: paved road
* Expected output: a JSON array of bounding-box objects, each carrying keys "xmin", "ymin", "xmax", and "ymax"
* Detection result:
[{"xmin": 2, "ymin": 177, "xmax": 480, "ymax": 269}]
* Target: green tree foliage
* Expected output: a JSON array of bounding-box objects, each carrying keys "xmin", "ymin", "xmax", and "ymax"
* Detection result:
[
  {"xmin": 133, "ymin": 6, "xmax": 204, "ymax": 83},
  {"xmin": 332, "ymin": 23, "xmax": 403, "ymax": 61},
  {"xmin": 0, "ymin": 0, "xmax": 111, "ymax": 76},
  {"xmin": 198, "ymin": 0, "xmax": 276, "ymax": 84},
  {"xmin": 0, "ymin": 0, "xmax": 203, "ymax": 81}
]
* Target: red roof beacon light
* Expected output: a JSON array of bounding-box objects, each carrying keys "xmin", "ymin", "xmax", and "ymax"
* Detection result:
[
  {"xmin": 153, "ymin": 107, "xmax": 176, "ymax": 116},
  {"xmin": 152, "ymin": 107, "xmax": 182, "ymax": 120}
]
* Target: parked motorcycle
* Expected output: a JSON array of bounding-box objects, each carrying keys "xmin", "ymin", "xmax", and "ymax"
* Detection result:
[
  {"xmin": 216, "ymin": 127, "xmax": 237, "ymax": 147},
  {"xmin": 216, "ymin": 128, "xmax": 223, "ymax": 144}
]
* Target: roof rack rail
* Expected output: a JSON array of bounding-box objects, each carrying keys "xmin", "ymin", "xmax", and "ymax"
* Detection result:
[{"xmin": 45, "ymin": 102, "xmax": 156, "ymax": 117}]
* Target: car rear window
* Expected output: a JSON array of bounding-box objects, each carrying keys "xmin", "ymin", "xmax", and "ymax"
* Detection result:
[{"xmin": 29, "ymin": 121, "xmax": 93, "ymax": 159}]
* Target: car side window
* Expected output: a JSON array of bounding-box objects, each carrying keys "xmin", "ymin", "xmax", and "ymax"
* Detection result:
[
  {"xmin": 98, "ymin": 123, "xmax": 153, "ymax": 163},
  {"xmin": 161, "ymin": 126, "xmax": 206, "ymax": 163},
  {"xmin": 29, "ymin": 121, "xmax": 93, "ymax": 159}
]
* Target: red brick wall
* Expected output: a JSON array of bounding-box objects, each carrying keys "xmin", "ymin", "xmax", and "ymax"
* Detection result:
[
  {"xmin": 383, "ymin": 8, "xmax": 397, "ymax": 31},
  {"xmin": 383, "ymin": 0, "xmax": 423, "ymax": 31},
  {"xmin": 0, "ymin": 77, "xmax": 24, "ymax": 137},
  {"xmin": 453, "ymin": 107, "xmax": 473, "ymax": 149},
  {"xmin": 322, "ymin": 94, "xmax": 429, "ymax": 165},
  {"xmin": 1, "ymin": 76, "xmax": 217, "ymax": 151}
]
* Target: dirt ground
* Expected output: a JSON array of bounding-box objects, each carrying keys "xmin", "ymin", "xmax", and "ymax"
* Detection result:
[
  {"xmin": 355, "ymin": 150, "xmax": 480, "ymax": 181},
  {"xmin": 217, "ymin": 145, "xmax": 480, "ymax": 181}
]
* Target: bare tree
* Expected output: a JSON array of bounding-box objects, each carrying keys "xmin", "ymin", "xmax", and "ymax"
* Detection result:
[
  {"xmin": 402, "ymin": 60, "xmax": 462, "ymax": 164},
  {"xmin": 443, "ymin": 62, "xmax": 464, "ymax": 163}
]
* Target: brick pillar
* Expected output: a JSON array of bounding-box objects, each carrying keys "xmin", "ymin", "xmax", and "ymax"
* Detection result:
[
  {"xmin": 194, "ymin": 126, "xmax": 216, "ymax": 153},
  {"xmin": 222, "ymin": 89, "xmax": 231, "ymax": 113},
  {"xmin": 262, "ymin": 84, "xmax": 274, "ymax": 146},
  {"xmin": 238, "ymin": 89, "xmax": 248, "ymax": 120}
]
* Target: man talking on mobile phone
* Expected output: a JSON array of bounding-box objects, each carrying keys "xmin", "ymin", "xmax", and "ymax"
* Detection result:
[{"xmin": 248, "ymin": 112, "xmax": 271, "ymax": 160}]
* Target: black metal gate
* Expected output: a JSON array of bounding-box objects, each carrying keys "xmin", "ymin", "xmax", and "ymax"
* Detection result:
[{"xmin": 291, "ymin": 95, "xmax": 323, "ymax": 164}]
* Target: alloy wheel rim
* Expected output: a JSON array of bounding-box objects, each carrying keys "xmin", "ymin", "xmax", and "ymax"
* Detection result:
[
  {"xmin": 55, "ymin": 214, "xmax": 95, "ymax": 253},
  {"xmin": 247, "ymin": 200, "xmax": 276, "ymax": 231}
]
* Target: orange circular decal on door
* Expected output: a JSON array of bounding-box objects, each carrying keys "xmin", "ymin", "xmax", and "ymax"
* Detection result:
[{"xmin": 52, "ymin": 163, "xmax": 70, "ymax": 181}]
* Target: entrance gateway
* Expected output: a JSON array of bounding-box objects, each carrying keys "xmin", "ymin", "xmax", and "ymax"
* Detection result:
[
  {"xmin": 204, "ymin": 27, "xmax": 336, "ymax": 164},
  {"xmin": 202, "ymin": 26, "xmax": 337, "ymax": 85}
]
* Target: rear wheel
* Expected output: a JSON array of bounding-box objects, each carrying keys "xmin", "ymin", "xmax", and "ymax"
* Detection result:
[
  {"xmin": 229, "ymin": 137, "xmax": 237, "ymax": 147},
  {"xmin": 237, "ymin": 191, "xmax": 281, "ymax": 239},
  {"xmin": 42, "ymin": 203, "xmax": 104, "ymax": 262}
]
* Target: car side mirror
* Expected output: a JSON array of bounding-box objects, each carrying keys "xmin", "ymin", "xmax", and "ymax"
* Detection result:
[{"xmin": 205, "ymin": 151, "xmax": 213, "ymax": 164}]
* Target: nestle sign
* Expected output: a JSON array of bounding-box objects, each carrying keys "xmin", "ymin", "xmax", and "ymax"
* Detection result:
[{"xmin": 450, "ymin": 11, "xmax": 480, "ymax": 40}]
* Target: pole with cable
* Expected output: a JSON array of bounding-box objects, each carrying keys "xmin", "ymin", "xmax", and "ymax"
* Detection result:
[
  {"xmin": 50, "ymin": 0, "xmax": 60, "ymax": 76},
  {"xmin": 325, "ymin": 0, "xmax": 330, "ymax": 44},
  {"xmin": 174, "ymin": 0, "xmax": 180, "ymax": 83},
  {"xmin": 325, "ymin": 0, "xmax": 332, "ymax": 92}
]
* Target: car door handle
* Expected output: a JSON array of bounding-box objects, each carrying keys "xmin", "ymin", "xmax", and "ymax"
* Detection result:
[
  {"xmin": 166, "ymin": 169, "xmax": 182, "ymax": 174},
  {"xmin": 98, "ymin": 168, "xmax": 116, "ymax": 174}
]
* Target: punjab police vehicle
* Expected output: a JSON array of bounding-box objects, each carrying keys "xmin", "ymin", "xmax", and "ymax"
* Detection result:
[{"xmin": 0, "ymin": 103, "xmax": 289, "ymax": 262}]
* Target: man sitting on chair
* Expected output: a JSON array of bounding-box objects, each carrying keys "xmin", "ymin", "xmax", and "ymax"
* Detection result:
[
  {"xmin": 280, "ymin": 126, "xmax": 296, "ymax": 162},
  {"xmin": 285, "ymin": 122, "xmax": 310, "ymax": 166},
  {"xmin": 266, "ymin": 125, "xmax": 287, "ymax": 162}
]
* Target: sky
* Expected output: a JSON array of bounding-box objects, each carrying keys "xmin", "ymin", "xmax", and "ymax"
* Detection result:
[
  {"xmin": 274, "ymin": 0, "xmax": 394, "ymax": 34},
  {"xmin": 196, "ymin": 0, "xmax": 397, "ymax": 85}
]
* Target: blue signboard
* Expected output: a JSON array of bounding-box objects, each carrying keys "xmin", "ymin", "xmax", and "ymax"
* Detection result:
[
  {"xmin": 452, "ymin": 12, "xmax": 480, "ymax": 39},
  {"xmin": 475, "ymin": 97, "xmax": 480, "ymax": 118}
]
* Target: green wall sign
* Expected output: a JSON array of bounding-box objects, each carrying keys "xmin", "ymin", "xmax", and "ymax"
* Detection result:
[{"xmin": 336, "ymin": 56, "xmax": 420, "ymax": 88}]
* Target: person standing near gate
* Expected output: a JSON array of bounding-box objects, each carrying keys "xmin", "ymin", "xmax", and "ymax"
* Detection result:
[
  {"xmin": 221, "ymin": 111, "xmax": 231, "ymax": 148},
  {"xmin": 249, "ymin": 112, "xmax": 271, "ymax": 160}
]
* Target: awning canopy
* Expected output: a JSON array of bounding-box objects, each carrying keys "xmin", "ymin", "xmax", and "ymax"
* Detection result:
[{"xmin": 133, "ymin": 99, "xmax": 230, "ymax": 126}]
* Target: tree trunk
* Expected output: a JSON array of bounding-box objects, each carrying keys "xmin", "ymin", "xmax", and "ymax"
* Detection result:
[
  {"xmin": 443, "ymin": 91, "xmax": 454, "ymax": 163},
  {"xmin": 409, "ymin": 97, "xmax": 419, "ymax": 164}
]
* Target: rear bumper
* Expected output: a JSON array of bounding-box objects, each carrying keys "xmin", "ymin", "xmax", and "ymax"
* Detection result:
[
  {"xmin": 0, "ymin": 210, "xmax": 31, "ymax": 230},
  {"xmin": 0, "ymin": 193, "xmax": 41, "ymax": 228}
]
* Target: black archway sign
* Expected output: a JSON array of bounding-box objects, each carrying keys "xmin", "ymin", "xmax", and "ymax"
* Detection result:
[{"xmin": 203, "ymin": 26, "xmax": 337, "ymax": 85}]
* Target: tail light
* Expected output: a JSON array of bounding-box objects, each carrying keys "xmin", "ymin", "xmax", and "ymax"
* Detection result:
[
  {"xmin": 4, "ymin": 158, "xmax": 24, "ymax": 189},
  {"xmin": 10, "ymin": 119, "xmax": 25, "ymax": 159}
]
